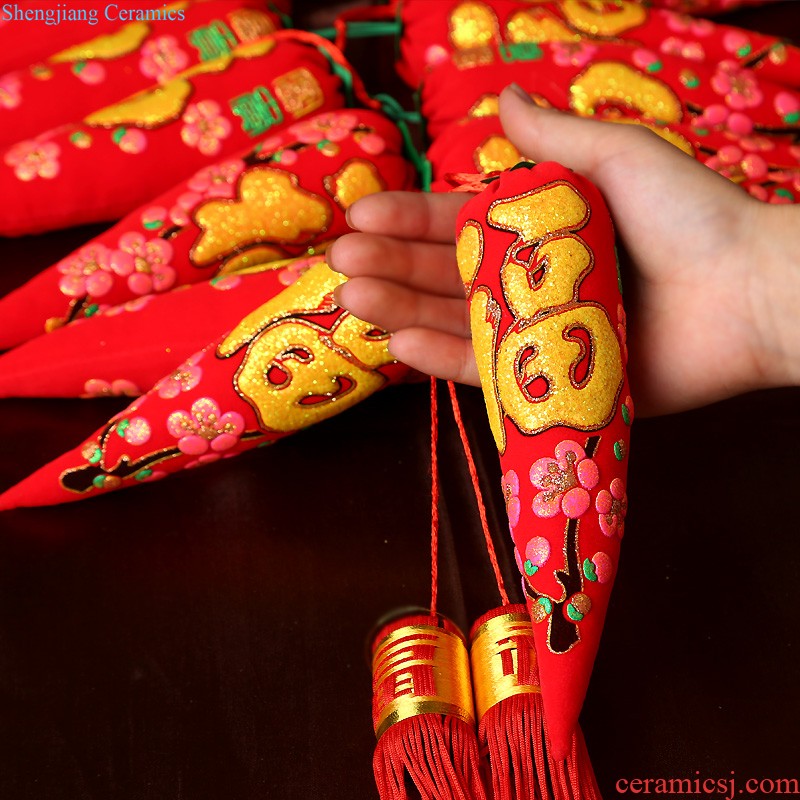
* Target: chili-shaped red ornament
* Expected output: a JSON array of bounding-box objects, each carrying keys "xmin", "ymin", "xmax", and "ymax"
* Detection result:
[{"xmin": 456, "ymin": 161, "xmax": 632, "ymax": 763}]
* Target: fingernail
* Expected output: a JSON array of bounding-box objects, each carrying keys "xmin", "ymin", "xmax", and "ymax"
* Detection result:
[
  {"xmin": 506, "ymin": 83, "xmax": 533, "ymax": 104},
  {"xmin": 332, "ymin": 285, "xmax": 343, "ymax": 307},
  {"xmin": 327, "ymin": 241, "xmax": 339, "ymax": 272},
  {"xmin": 345, "ymin": 205, "xmax": 356, "ymax": 229}
]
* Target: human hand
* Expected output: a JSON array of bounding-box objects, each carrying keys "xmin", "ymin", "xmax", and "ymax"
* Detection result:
[{"xmin": 330, "ymin": 85, "xmax": 800, "ymax": 415}]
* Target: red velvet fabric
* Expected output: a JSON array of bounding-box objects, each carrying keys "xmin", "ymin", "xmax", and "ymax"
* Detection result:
[
  {"xmin": 0, "ymin": 31, "xmax": 348, "ymax": 237},
  {"xmin": 420, "ymin": 40, "xmax": 800, "ymax": 142},
  {"xmin": 0, "ymin": 0, "xmax": 285, "ymax": 148},
  {"xmin": 0, "ymin": 108, "xmax": 415, "ymax": 350},
  {"xmin": 393, "ymin": 0, "xmax": 799, "ymax": 91},
  {"xmin": 0, "ymin": 256, "xmax": 411, "ymax": 511},
  {"xmin": 428, "ymin": 112, "xmax": 800, "ymax": 203},
  {"xmin": 457, "ymin": 162, "xmax": 630, "ymax": 760}
]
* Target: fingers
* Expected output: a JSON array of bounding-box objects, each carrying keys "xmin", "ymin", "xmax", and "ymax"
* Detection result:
[
  {"xmin": 334, "ymin": 278, "xmax": 471, "ymax": 339},
  {"xmin": 388, "ymin": 328, "xmax": 480, "ymax": 387},
  {"xmin": 328, "ymin": 234, "xmax": 464, "ymax": 298},
  {"xmin": 347, "ymin": 191, "xmax": 469, "ymax": 243}
]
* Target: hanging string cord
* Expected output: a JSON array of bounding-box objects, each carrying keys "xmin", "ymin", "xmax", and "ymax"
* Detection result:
[
  {"xmin": 429, "ymin": 377, "xmax": 440, "ymax": 617},
  {"xmin": 446, "ymin": 380, "xmax": 510, "ymax": 606}
]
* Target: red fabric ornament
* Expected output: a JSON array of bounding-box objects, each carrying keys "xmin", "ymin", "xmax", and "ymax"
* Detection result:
[
  {"xmin": 0, "ymin": 1, "xmax": 294, "ymax": 73},
  {"xmin": 393, "ymin": 0, "xmax": 799, "ymax": 92},
  {"xmin": 0, "ymin": 260, "xmax": 304, "ymax": 399},
  {"xmin": 0, "ymin": 107, "xmax": 415, "ymax": 350},
  {"xmin": 0, "ymin": 257, "xmax": 411, "ymax": 511},
  {"xmin": 455, "ymin": 161, "xmax": 631, "ymax": 761},
  {"xmin": 428, "ymin": 111, "xmax": 800, "ymax": 202},
  {"xmin": 0, "ymin": 0, "xmax": 285, "ymax": 148},
  {"xmin": 419, "ymin": 40, "xmax": 800, "ymax": 142},
  {"xmin": 646, "ymin": 0, "xmax": 781, "ymax": 13},
  {"xmin": 0, "ymin": 31, "xmax": 352, "ymax": 237}
]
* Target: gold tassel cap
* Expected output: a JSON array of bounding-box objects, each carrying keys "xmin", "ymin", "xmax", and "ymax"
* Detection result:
[
  {"xmin": 372, "ymin": 614, "xmax": 475, "ymax": 739},
  {"xmin": 470, "ymin": 604, "xmax": 540, "ymax": 721}
]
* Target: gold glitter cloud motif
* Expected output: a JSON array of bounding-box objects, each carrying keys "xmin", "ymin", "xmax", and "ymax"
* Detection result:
[
  {"xmin": 218, "ymin": 260, "xmax": 344, "ymax": 357},
  {"xmin": 449, "ymin": 1, "xmax": 500, "ymax": 50},
  {"xmin": 324, "ymin": 159, "xmax": 385, "ymax": 211},
  {"xmin": 51, "ymin": 21, "xmax": 151, "ymax": 62},
  {"xmin": 192, "ymin": 168, "xmax": 332, "ymax": 267},
  {"xmin": 506, "ymin": 9, "xmax": 579, "ymax": 44},
  {"xmin": 84, "ymin": 79, "xmax": 193, "ymax": 128},
  {"xmin": 474, "ymin": 136, "xmax": 523, "ymax": 174},
  {"xmin": 560, "ymin": 0, "xmax": 647, "ymax": 37},
  {"xmin": 570, "ymin": 62, "xmax": 683, "ymax": 124},
  {"xmin": 456, "ymin": 220, "xmax": 484, "ymax": 292}
]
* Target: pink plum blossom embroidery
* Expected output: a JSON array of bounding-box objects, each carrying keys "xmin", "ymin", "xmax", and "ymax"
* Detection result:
[
  {"xmin": 530, "ymin": 440, "xmax": 599, "ymax": 519},
  {"xmin": 425, "ymin": 44, "xmax": 449, "ymax": 68},
  {"xmin": 356, "ymin": 131, "xmax": 386, "ymax": 156},
  {"xmin": 156, "ymin": 352, "xmax": 204, "ymax": 399},
  {"xmin": 141, "ymin": 205, "xmax": 169, "ymax": 232},
  {"xmin": 210, "ymin": 275, "xmax": 241, "ymax": 290},
  {"xmin": 596, "ymin": 478, "xmax": 627, "ymax": 537},
  {"xmin": 711, "ymin": 61, "xmax": 763, "ymax": 110},
  {"xmin": 101, "ymin": 296, "xmax": 154, "ymax": 317},
  {"xmin": 0, "ymin": 72, "xmax": 21, "ymax": 109},
  {"xmin": 632, "ymin": 49, "xmax": 661, "ymax": 72},
  {"xmin": 704, "ymin": 144, "xmax": 768, "ymax": 182},
  {"xmin": 121, "ymin": 417, "xmax": 152, "ymax": 446},
  {"xmin": 73, "ymin": 61, "xmax": 106, "ymax": 85},
  {"xmin": 187, "ymin": 159, "xmax": 245, "ymax": 198},
  {"xmin": 278, "ymin": 254, "xmax": 322, "ymax": 286},
  {"xmin": 289, "ymin": 111, "xmax": 359, "ymax": 144},
  {"xmin": 168, "ymin": 191, "xmax": 203, "ymax": 226},
  {"xmin": 660, "ymin": 37, "xmax": 704, "ymax": 61},
  {"xmin": 82, "ymin": 378, "xmax": 140, "ymax": 398},
  {"xmin": 5, "ymin": 139, "xmax": 60, "ymax": 180},
  {"xmin": 663, "ymin": 12, "xmax": 712, "ymax": 37},
  {"xmin": 104, "ymin": 233, "xmax": 176, "ymax": 295},
  {"xmin": 692, "ymin": 104, "xmax": 754, "ymax": 136},
  {"xmin": 181, "ymin": 100, "xmax": 232, "ymax": 156},
  {"xmin": 550, "ymin": 41, "xmax": 598, "ymax": 68},
  {"xmin": 501, "ymin": 470, "xmax": 520, "ymax": 528},
  {"xmin": 57, "ymin": 244, "xmax": 114, "ymax": 298},
  {"xmin": 167, "ymin": 397, "xmax": 245, "ymax": 455},
  {"xmin": 116, "ymin": 128, "xmax": 147, "ymax": 154},
  {"xmin": 722, "ymin": 30, "xmax": 751, "ymax": 56},
  {"xmin": 139, "ymin": 36, "xmax": 189, "ymax": 83}
]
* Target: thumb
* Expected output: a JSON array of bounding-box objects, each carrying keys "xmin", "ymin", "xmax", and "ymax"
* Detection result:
[{"xmin": 498, "ymin": 84, "xmax": 647, "ymax": 182}]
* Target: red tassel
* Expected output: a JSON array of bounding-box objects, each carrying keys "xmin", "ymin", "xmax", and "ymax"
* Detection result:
[
  {"xmin": 470, "ymin": 605, "xmax": 602, "ymax": 800},
  {"xmin": 371, "ymin": 614, "xmax": 487, "ymax": 800},
  {"xmin": 546, "ymin": 722, "xmax": 602, "ymax": 800}
]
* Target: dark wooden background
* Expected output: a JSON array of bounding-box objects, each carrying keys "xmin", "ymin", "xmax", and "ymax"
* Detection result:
[{"xmin": 1, "ymin": 2, "xmax": 799, "ymax": 798}]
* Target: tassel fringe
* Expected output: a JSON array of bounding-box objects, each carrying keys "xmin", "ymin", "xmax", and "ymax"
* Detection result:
[{"xmin": 374, "ymin": 714, "xmax": 487, "ymax": 800}]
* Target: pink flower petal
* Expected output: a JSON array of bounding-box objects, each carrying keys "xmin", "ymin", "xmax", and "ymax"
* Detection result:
[
  {"xmin": 561, "ymin": 487, "xmax": 590, "ymax": 519},
  {"xmin": 210, "ymin": 433, "xmax": 239, "ymax": 452},
  {"xmin": 529, "ymin": 457, "xmax": 557, "ymax": 489},
  {"xmin": 507, "ymin": 497, "xmax": 521, "ymax": 528},
  {"xmin": 525, "ymin": 536, "xmax": 550, "ymax": 568},
  {"xmin": 577, "ymin": 458, "xmax": 599, "ymax": 490},
  {"xmin": 178, "ymin": 434, "xmax": 209, "ymax": 456},
  {"xmin": 595, "ymin": 489, "xmax": 613, "ymax": 515},
  {"xmin": 532, "ymin": 492, "xmax": 560, "ymax": 519}
]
